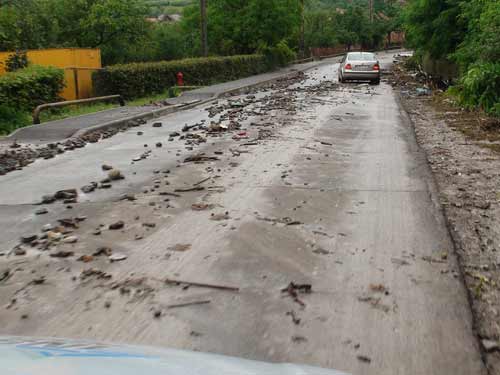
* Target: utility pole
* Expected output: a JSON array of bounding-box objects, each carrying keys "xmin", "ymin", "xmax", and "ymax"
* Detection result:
[
  {"xmin": 369, "ymin": 0, "xmax": 374, "ymax": 23},
  {"xmin": 200, "ymin": 0, "xmax": 208, "ymax": 57},
  {"xmin": 299, "ymin": 0, "xmax": 305, "ymax": 58}
]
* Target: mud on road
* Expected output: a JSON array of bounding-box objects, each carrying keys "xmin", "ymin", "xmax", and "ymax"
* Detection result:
[
  {"xmin": 392, "ymin": 59, "xmax": 500, "ymax": 374},
  {"xmin": 0, "ymin": 53, "xmax": 487, "ymax": 375}
]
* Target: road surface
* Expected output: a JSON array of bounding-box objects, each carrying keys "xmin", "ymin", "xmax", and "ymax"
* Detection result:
[{"xmin": 0, "ymin": 51, "xmax": 486, "ymax": 375}]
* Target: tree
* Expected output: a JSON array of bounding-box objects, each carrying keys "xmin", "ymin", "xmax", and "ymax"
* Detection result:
[
  {"xmin": 0, "ymin": 0, "xmax": 151, "ymax": 65},
  {"xmin": 403, "ymin": 0, "xmax": 465, "ymax": 59},
  {"xmin": 182, "ymin": 0, "xmax": 301, "ymax": 56}
]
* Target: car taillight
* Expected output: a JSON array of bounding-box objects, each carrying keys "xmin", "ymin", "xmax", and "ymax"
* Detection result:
[
  {"xmin": 373, "ymin": 64, "xmax": 380, "ymax": 71},
  {"xmin": 345, "ymin": 63, "xmax": 352, "ymax": 70}
]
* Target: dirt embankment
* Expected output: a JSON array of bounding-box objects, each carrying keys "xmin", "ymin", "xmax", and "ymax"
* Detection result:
[{"xmin": 391, "ymin": 59, "xmax": 500, "ymax": 374}]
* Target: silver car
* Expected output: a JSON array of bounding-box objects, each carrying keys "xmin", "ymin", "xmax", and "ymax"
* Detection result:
[{"xmin": 338, "ymin": 52, "xmax": 380, "ymax": 84}]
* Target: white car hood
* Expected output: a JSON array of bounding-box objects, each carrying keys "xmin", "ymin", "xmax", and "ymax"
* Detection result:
[{"xmin": 1, "ymin": 336, "xmax": 349, "ymax": 375}]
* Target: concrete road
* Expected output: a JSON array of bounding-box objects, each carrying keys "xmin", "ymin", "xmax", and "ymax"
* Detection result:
[{"xmin": 0, "ymin": 51, "xmax": 486, "ymax": 375}]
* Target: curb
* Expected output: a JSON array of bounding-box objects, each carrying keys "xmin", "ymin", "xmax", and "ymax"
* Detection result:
[
  {"xmin": 73, "ymin": 62, "xmax": 329, "ymax": 139},
  {"xmin": 3, "ymin": 58, "xmax": 338, "ymax": 143}
]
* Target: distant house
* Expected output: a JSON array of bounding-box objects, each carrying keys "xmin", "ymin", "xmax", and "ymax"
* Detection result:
[{"xmin": 146, "ymin": 14, "xmax": 182, "ymax": 23}]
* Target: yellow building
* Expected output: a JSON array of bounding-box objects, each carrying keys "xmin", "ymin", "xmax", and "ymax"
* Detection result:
[{"xmin": 0, "ymin": 48, "xmax": 101, "ymax": 101}]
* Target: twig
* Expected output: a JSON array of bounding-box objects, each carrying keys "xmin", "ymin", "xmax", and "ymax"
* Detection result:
[
  {"xmin": 174, "ymin": 186, "xmax": 205, "ymax": 193},
  {"xmin": 167, "ymin": 300, "xmax": 211, "ymax": 309},
  {"xmin": 165, "ymin": 278, "xmax": 239, "ymax": 292},
  {"xmin": 193, "ymin": 177, "xmax": 211, "ymax": 186}
]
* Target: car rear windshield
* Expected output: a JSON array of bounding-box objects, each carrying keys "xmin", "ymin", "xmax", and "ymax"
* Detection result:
[{"xmin": 347, "ymin": 53, "xmax": 376, "ymax": 61}]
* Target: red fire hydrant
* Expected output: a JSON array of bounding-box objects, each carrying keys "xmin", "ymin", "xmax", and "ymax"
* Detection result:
[{"xmin": 176, "ymin": 72, "xmax": 184, "ymax": 86}]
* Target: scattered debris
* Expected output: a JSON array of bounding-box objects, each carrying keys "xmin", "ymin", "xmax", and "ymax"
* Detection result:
[
  {"xmin": 108, "ymin": 169, "xmax": 124, "ymax": 181},
  {"xmin": 165, "ymin": 278, "xmax": 239, "ymax": 292},
  {"xmin": 358, "ymin": 296, "xmax": 390, "ymax": 313},
  {"xmin": 166, "ymin": 300, "xmax": 211, "ymax": 309},
  {"xmin": 80, "ymin": 268, "xmax": 112, "ymax": 280},
  {"xmin": 109, "ymin": 253, "xmax": 127, "ymax": 262},
  {"xmin": 21, "ymin": 234, "xmax": 38, "ymax": 244},
  {"xmin": 78, "ymin": 255, "xmax": 94, "ymax": 263},
  {"xmin": 313, "ymin": 247, "xmax": 330, "ymax": 255},
  {"xmin": 291, "ymin": 335, "xmax": 308, "ymax": 343},
  {"xmin": 109, "ymin": 221, "xmax": 125, "ymax": 230},
  {"xmin": 184, "ymin": 154, "xmax": 219, "ymax": 163},
  {"xmin": 357, "ymin": 355, "xmax": 372, "ymax": 364},
  {"xmin": 50, "ymin": 250, "xmax": 74, "ymax": 258},
  {"xmin": 481, "ymin": 339, "xmax": 500, "ymax": 353},
  {"xmin": 210, "ymin": 212, "xmax": 230, "ymax": 221},
  {"xmin": 167, "ymin": 244, "xmax": 192, "ymax": 252},
  {"xmin": 369, "ymin": 284, "xmax": 389, "ymax": 295},
  {"xmin": 191, "ymin": 203, "xmax": 212, "ymax": 211},
  {"xmin": 174, "ymin": 186, "xmax": 205, "ymax": 193},
  {"xmin": 93, "ymin": 247, "xmax": 112, "ymax": 256},
  {"xmin": 35, "ymin": 208, "xmax": 48, "ymax": 215},
  {"xmin": 286, "ymin": 310, "xmax": 301, "ymax": 325},
  {"xmin": 281, "ymin": 282, "xmax": 312, "ymax": 307}
]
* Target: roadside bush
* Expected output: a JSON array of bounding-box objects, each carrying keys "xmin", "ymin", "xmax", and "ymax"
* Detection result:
[
  {"xmin": 0, "ymin": 65, "xmax": 65, "ymax": 112},
  {"xmin": 93, "ymin": 55, "xmax": 268, "ymax": 99},
  {"xmin": 0, "ymin": 105, "xmax": 30, "ymax": 135},
  {"xmin": 451, "ymin": 62, "xmax": 500, "ymax": 117},
  {"xmin": 259, "ymin": 40, "xmax": 297, "ymax": 68},
  {"xmin": 5, "ymin": 51, "xmax": 29, "ymax": 72}
]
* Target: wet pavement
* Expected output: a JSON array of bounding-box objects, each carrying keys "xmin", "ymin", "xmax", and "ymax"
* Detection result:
[{"xmin": 0, "ymin": 51, "xmax": 486, "ymax": 375}]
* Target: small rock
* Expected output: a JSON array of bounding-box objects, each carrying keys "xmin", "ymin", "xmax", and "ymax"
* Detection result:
[
  {"xmin": 41, "ymin": 195, "xmax": 56, "ymax": 204},
  {"xmin": 108, "ymin": 169, "xmax": 124, "ymax": 181},
  {"xmin": 168, "ymin": 243, "xmax": 191, "ymax": 252},
  {"xmin": 482, "ymin": 339, "xmax": 500, "ymax": 353},
  {"xmin": 94, "ymin": 247, "xmax": 112, "ymax": 256},
  {"xmin": 156, "ymin": 142, "xmax": 162, "ymax": 148},
  {"xmin": 109, "ymin": 253, "xmax": 127, "ymax": 262},
  {"xmin": 50, "ymin": 250, "xmax": 74, "ymax": 258},
  {"xmin": 21, "ymin": 234, "xmax": 38, "ymax": 244},
  {"xmin": 357, "ymin": 355, "xmax": 371, "ymax": 364},
  {"xmin": 102, "ymin": 164, "xmax": 113, "ymax": 171},
  {"xmin": 153, "ymin": 309, "xmax": 162, "ymax": 318},
  {"xmin": 13, "ymin": 247, "xmax": 27, "ymax": 256},
  {"xmin": 78, "ymin": 255, "xmax": 94, "ymax": 263},
  {"xmin": 169, "ymin": 131, "xmax": 180, "ymax": 137},
  {"xmin": 104, "ymin": 301, "xmax": 112, "ymax": 309},
  {"xmin": 47, "ymin": 231, "xmax": 63, "ymax": 241},
  {"xmin": 142, "ymin": 223, "xmax": 156, "ymax": 228},
  {"xmin": 62, "ymin": 236, "xmax": 78, "ymax": 244},
  {"xmin": 152, "ymin": 122, "xmax": 163, "ymax": 128},
  {"xmin": 81, "ymin": 182, "xmax": 97, "ymax": 193},
  {"xmin": 109, "ymin": 221, "xmax": 125, "ymax": 230},
  {"xmin": 137, "ymin": 131, "xmax": 144, "ymax": 136},
  {"xmin": 35, "ymin": 208, "xmax": 48, "ymax": 215}
]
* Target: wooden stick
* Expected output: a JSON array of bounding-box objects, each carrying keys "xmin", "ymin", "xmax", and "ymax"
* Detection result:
[
  {"xmin": 165, "ymin": 278, "xmax": 239, "ymax": 292},
  {"xmin": 167, "ymin": 300, "xmax": 211, "ymax": 309}
]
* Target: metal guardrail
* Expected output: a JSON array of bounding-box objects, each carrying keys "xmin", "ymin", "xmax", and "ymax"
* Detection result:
[{"xmin": 33, "ymin": 95, "xmax": 125, "ymax": 124}]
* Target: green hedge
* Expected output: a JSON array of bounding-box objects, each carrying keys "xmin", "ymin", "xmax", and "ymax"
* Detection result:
[
  {"xmin": 93, "ymin": 55, "xmax": 268, "ymax": 99},
  {"xmin": 0, "ymin": 65, "xmax": 65, "ymax": 111}
]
